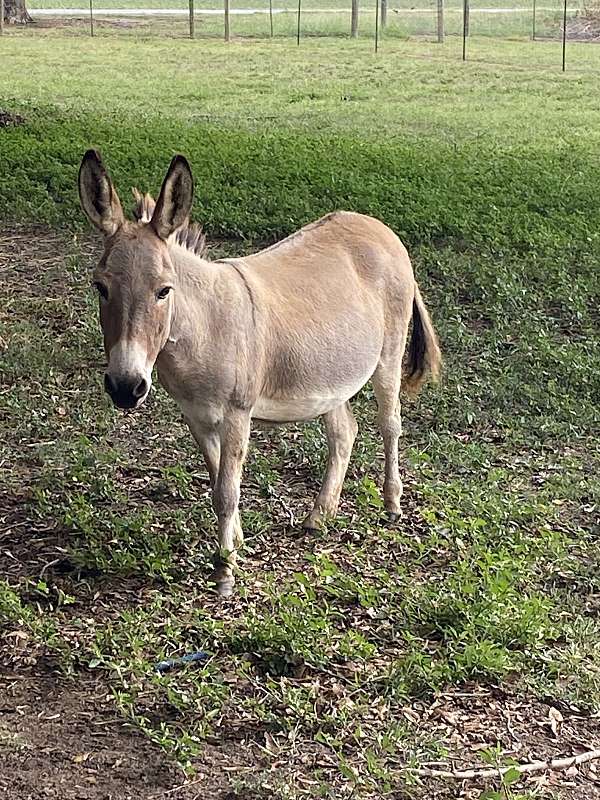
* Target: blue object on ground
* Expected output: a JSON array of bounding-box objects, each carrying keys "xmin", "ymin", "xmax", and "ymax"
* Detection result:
[{"xmin": 154, "ymin": 651, "xmax": 210, "ymax": 674}]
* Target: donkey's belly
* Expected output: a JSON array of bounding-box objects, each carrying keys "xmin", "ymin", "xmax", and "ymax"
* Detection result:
[{"xmin": 252, "ymin": 368, "xmax": 374, "ymax": 423}]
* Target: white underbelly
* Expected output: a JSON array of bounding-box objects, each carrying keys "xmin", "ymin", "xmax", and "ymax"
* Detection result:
[{"xmin": 252, "ymin": 375, "xmax": 372, "ymax": 423}]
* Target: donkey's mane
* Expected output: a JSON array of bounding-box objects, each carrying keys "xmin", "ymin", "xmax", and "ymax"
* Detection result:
[{"xmin": 131, "ymin": 188, "xmax": 206, "ymax": 257}]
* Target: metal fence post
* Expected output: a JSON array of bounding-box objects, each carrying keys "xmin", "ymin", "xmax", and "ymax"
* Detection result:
[
  {"xmin": 437, "ymin": 0, "xmax": 444, "ymax": 42},
  {"xmin": 462, "ymin": 0, "xmax": 468, "ymax": 59},
  {"xmin": 89, "ymin": 0, "xmax": 94, "ymax": 37},
  {"xmin": 189, "ymin": 0, "xmax": 194, "ymax": 38},
  {"xmin": 375, "ymin": 0, "xmax": 379, "ymax": 51},
  {"xmin": 297, "ymin": 0, "xmax": 301, "ymax": 45},
  {"xmin": 224, "ymin": 0, "xmax": 230, "ymax": 41},
  {"xmin": 562, "ymin": 0, "xmax": 567, "ymax": 70},
  {"xmin": 269, "ymin": 0, "xmax": 273, "ymax": 37}
]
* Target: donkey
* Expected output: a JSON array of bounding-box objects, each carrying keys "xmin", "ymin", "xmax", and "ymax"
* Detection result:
[{"xmin": 78, "ymin": 150, "xmax": 441, "ymax": 596}]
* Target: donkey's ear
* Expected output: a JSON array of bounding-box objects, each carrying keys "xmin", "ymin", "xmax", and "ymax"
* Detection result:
[
  {"xmin": 151, "ymin": 155, "xmax": 194, "ymax": 241},
  {"xmin": 78, "ymin": 150, "xmax": 125, "ymax": 237}
]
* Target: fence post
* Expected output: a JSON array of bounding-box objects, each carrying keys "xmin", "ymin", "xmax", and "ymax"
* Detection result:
[
  {"xmin": 224, "ymin": 0, "xmax": 230, "ymax": 41},
  {"xmin": 532, "ymin": 0, "xmax": 536, "ymax": 39},
  {"xmin": 381, "ymin": 0, "xmax": 387, "ymax": 27},
  {"xmin": 562, "ymin": 0, "xmax": 567, "ymax": 70},
  {"xmin": 0, "ymin": 0, "xmax": 4, "ymax": 35},
  {"xmin": 89, "ymin": 0, "xmax": 94, "ymax": 36},
  {"xmin": 437, "ymin": 0, "xmax": 444, "ymax": 42},
  {"xmin": 189, "ymin": 0, "xmax": 194, "ymax": 38},
  {"xmin": 297, "ymin": 0, "xmax": 301, "ymax": 45},
  {"xmin": 351, "ymin": 0, "xmax": 359, "ymax": 37},
  {"xmin": 464, "ymin": 0, "xmax": 470, "ymax": 36},
  {"xmin": 375, "ymin": 0, "xmax": 379, "ymax": 51},
  {"xmin": 269, "ymin": 0, "xmax": 273, "ymax": 37},
  {"xmin": 462, "ymin": 0, "xmax": 468, "ymax": 58}
]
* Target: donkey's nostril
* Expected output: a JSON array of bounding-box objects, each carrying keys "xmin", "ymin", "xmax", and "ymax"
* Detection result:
[
  {"xmin": 104, "ymin": 373, "xmax": 116, "ymax": 396},
  {"xmin": 104, "ymin": 374, "xmax": 148, "ymax": 409},
  {"xmin": 133, "ymin": 378, "xmax": 148, "ymax": 399}
]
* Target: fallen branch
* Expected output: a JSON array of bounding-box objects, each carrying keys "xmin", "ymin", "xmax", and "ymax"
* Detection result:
[
  {"xmin": 148, "ymin": 777, "xmax": 206, "ymax": 798},
  {"xmin": 412, "ymin": 747, "xmax": 600, "ymax": 780}
]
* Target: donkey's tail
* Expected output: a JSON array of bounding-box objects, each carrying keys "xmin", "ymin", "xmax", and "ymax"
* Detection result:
[{"xmin": 402, "ymin": 284, "xmax": 442, "ymax": 397}]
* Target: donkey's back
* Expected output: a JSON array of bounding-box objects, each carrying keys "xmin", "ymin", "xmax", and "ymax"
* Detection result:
[{"xmin": 238, "ymin": 210, "xmax": 414, "ymax": 290}]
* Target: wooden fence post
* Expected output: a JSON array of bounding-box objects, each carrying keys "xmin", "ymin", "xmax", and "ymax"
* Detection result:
[
  {"xmin": 381, "ymin": 0, "xmax": 387, "ymax": 27},
  {"xmin": 89, "ymin": 0, "xmax": 94, "ymax": 37},
  {"xmin": 351, "ymin": 0, "xmax": 358, "ymax": 37},
  {"xmin": 297, "ymin": 0, "xmax": 301, "ymax": 44},
  {"xmin": 269, "ymin": 0, "xmax": 273, "ymax": 37},
  {"xmin": 224, "ymin": 0, "xmax": 230, "ymax": 41},
  {"xmin": 375, "ymin": 0, "xmax": 379, "ymax": 51},
  {"xmin": 437, "ymin": 0, "xmax": 444, "ymax": 42},
  {"xmin": 0, "ymin": 0, "xmax": 4, "ymax": 35},
  {"xmin": 189, "ymin": 0, "xmax": 194, "ymax": 38},
  {"xmin": 464, "ymin": 0, "xmax": 470, "ymax": 36}
]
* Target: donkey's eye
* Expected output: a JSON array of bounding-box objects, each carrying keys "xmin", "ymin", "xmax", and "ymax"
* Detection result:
[
  {"xmin": 94, "ymin": 282, "xmax": 109, "ymax": 301},
  {"xmin": 156, "ymin": 286, "xmax": 172, "ymax": 300}
]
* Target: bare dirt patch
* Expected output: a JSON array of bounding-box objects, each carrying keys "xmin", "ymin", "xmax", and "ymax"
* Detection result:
[
  {"xmin": 0, "ymin": 668, "xmax": 211, "ymax": 800},
  {"xmin": 567, "ymin": 15, "xmax": 600, "ymax": 41},
  {"xmin": 0, "ymin": 110, "xmax": 26, "ymax": 128},
  {"xmin": 31, "ymin": 16, "xmax": 145, "ymax": 31}
]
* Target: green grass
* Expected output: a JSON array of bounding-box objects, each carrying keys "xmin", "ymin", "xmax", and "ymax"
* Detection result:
[{"xmin": 1, "ymin": 30, "xmax": 599, "ymax": 799}]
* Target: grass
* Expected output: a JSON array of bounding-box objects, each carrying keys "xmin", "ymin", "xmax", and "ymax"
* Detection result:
[{"xmin": 1, "ymin": 28, "xmax": 600, "ymax": 800}]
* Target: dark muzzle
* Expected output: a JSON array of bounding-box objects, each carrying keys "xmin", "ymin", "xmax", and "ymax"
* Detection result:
[{"xmin": 104, "ymin": 373, "xmax": 148, "ymax": 409}]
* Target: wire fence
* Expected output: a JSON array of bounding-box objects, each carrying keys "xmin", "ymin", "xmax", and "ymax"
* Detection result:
[{"xmin": 10, "ymin": 0, "xmax": 600, "ymax": 68}]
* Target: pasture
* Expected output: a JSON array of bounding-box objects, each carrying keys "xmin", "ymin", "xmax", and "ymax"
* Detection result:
[{"xmin": 1, "ymin": 26, "xmax": 600, "ymax": 800}]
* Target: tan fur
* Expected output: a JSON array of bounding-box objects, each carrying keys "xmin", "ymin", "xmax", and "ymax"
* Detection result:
[{"xmin": 79, "ymin": 152, "xmax": 441, "ymax": 597}]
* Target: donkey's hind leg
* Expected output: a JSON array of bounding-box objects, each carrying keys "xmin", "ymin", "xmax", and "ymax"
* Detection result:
[
  {"xmin": 303, "ymin": 401, "xmax": 358, "ymax": 532},
  {"xmin": 372, "ymin": 339, "xmax": 408, "ymax": 522}
]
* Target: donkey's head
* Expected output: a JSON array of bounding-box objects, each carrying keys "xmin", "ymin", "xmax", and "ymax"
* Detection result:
[{"xmin": 78, "ymin": 150, "xmax": 194, "ymax": 409}]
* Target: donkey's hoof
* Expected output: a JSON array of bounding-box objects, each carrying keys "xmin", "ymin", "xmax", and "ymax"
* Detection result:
[
  {"xmin": 302, "ymin": 524, "xmax": 320, "ymax": 535},
  {"xmin": 216, "ymin": 578, "xmax": 235, "ymax": 598},
  {"xmin": 210, "ymin": 565, "xmax": 235, "ymax": 598},
  {"xmin": 386, "ymin": 511, "xmax": 402, "ymax": 525}
]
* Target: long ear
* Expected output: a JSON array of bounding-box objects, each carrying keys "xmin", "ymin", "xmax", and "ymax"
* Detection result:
[
  {"xmin": 151, "ymin": 155, "xmax": 194, "ymax": 241},
  {"xmin": 78, "ymin": 150, "xmax": 125, "ymax": 237}
]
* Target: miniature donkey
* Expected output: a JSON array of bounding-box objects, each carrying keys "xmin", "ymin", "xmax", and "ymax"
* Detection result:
[{"xmin": 78, "ymin": 150, "xmax": 441, "ymax": 596}]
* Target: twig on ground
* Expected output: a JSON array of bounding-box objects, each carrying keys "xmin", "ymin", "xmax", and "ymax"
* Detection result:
[
  {"xmin": 148, "ymin": 776, "xmax": 208, "ymax": 798},
  {"xmin": 412, "ymin": 747, "xmax": 600, "ymax": 779}
]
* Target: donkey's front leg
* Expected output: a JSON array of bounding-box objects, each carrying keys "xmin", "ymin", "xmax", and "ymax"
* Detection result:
[
  {"xmin": 185, "ymin": 414, "xmax": 244, "ymax": 553},
  {"xmin": 210, "ymin": 410, "xmax": 251, "ymax": 597}
]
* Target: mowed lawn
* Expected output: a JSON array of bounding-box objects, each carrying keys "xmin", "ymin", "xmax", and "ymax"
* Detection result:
[{"xmin": 1, "ymin": 29, "xmax": 600, "ymax": 800}]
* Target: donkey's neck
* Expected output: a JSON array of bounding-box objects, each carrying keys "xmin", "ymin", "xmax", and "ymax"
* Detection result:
[
  {"xmin": 156, "ymin": 244, "xmax": 258, "ymax": 411},
  {"xmin": 167, "ymin": 245, "xmax": 223, "ymax": 344}
]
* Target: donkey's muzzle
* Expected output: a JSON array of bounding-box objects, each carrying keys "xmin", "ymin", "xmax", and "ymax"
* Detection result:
[{"xmin": 104, "ymin": 373, "xmax": 149, "ymax": 409}]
